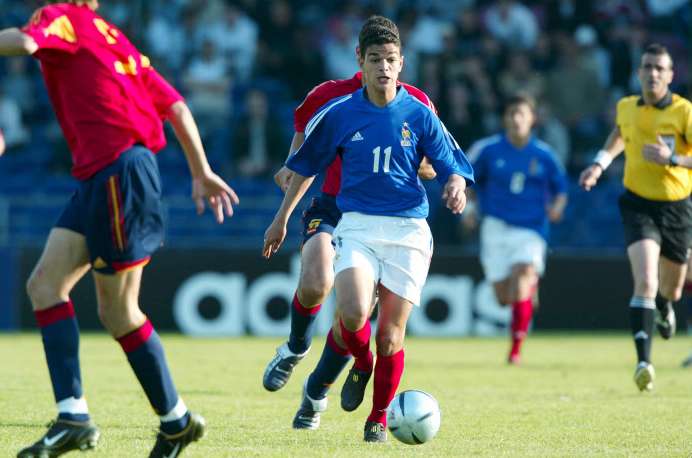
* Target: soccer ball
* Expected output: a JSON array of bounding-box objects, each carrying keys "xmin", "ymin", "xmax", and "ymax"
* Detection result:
[{"xmin": 386, "ymin": 390, "xmax": 441, "ymax": 445}]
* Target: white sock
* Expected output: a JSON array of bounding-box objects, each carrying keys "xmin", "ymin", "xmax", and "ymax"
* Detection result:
[
  {"xmin": 57, "ymin": 396, "xmax": 89, "ymax": 415},
  {"xmin": 159, "ymin": 398, "xmax": 187, "ymax": 423}
]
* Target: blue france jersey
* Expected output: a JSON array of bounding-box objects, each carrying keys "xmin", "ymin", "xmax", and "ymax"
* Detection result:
[
  {"xmin": 286, "ymin": 87, "xmax": 474, "ymax": 218},
  {"xmin": 469, "ymin": 134, "xmax": 567, "ymax": 239}
]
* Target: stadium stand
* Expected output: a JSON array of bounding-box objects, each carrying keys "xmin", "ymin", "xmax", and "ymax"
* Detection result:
[{"xmin": 0, "ymin": 0, "xmax": 690, "ymax": 250}]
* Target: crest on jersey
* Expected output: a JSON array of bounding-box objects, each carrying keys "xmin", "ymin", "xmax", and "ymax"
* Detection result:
[
  {"xmin": 528, "ymin": 157, "xmax": 543, "ymax": 175},
  {"xmin": 401, "ymin": 122, "xmax": 412, "ymax": 147}
]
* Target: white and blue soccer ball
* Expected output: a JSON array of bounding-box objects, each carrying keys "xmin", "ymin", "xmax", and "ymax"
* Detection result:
[{"xmin": 386, "ymin": 390, "xmax": 441, "ymax": 445}]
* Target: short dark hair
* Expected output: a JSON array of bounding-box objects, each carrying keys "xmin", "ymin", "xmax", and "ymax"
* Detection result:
[
  {"xmin": 358, "ymin": 15, "xmax": 401, "ymax": 58},
  {"xmin": 503, "ymin": 93, "xmax": 537, "ymax": 114},
  {"xmin": 642, "ymin": 43, "xmax": 674, "ymax": 67}
]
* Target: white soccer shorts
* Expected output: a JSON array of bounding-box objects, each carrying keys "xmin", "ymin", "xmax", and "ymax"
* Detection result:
[
  {"xmin": 480, "ymin": 215, "xmax": 547, "ymax": 283},
  {"xmin": 332, "ymin": 212, "xmax": 433, "ymax": 306}
]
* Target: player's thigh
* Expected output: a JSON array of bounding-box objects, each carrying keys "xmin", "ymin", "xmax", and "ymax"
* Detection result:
[
  {"xmin": 86, "ymin": 146, "xmax": 164, "ymax": 275},
  {"xmin": 92, "ymin": 266, "xmax": 145, "ymax": 336},
  {"xmin": 492, "ymin": 279, "xmax": 512, "ymax": 305},
  {"xmin": 298, "ymin": 232, "xmax": 335, "ymax": 294},
  {"xmin": 480, "ymin": 217, "xmax": 513, "ymax": 283},
  {"xmin": 379, "ymin": 219, "xmax": 432, "ymax": 307},
  {"xmin": 334, "ymin": 266, "xmax": 377, "ymax": 329},
  {"xmin": 28, "ymin": 228, "xmax": 91, "ymax": 309},
  {"xmin": 375, "ymin": 286, "xmax": 413, "ymax": 355},
  {"xmin": 627, "ymin": 239, "xmax": 661, "ymax": 295}
]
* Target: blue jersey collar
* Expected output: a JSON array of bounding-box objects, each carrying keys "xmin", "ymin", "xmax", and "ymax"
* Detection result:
[
  {"xmin": 502, "ymin": 133, "xmax": 535, "ymax": 152},
  {"xmin": 358, "ymin": 85, "xmax": 408, "ymax": 110}
]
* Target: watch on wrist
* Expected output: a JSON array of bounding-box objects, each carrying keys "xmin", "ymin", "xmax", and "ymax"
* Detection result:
[{"xmin": 669, "ymin": 154, "xmax": 680, "ymax": 166}]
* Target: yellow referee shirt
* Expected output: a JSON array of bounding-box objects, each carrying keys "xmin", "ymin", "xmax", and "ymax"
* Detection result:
[{"xmin": 617, "ymin": 92, "xmax": 692, "ymax": 201}]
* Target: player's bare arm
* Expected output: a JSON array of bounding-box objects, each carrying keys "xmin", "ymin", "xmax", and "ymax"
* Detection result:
[
  {"xmin": 166, "ymin": 100, "xmax": 239, "ymax": 223},
  {"xmin": 442, "ymin": 174, "xmax": 467, "ymax": 214},
  {"xmin": 579, "ymin": 126, "xmax": 624, "ymax": 191},
  {"xmin": 0, "ymin": 28, "xmax": 37, "ymax": 55},
  {"xmin": 547, "ymin": 193, "xmax": 568, "ymax": 222},
  {"xmin": 263, "ymin": 173, "xmax": 315, "ymax": 259},
  {"xmin": 0, "ymin": 130, "xmax": 5, "ymax": 157},
  {"xmin": 274, "ymin": 132, "xmax": 305, "ymax": 192}
]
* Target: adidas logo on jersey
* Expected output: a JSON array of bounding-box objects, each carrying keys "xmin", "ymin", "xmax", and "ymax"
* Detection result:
[{"xmin": 351, "ymin": 131, "xmax": 364, "ymax": 142}]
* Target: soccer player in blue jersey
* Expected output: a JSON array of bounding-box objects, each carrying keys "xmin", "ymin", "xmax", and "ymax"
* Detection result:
[
  {"xmin": 463, "ymin": 94, "xmax": 567, "ymax": 365},
  {"xmin": 262, "ymin": 18, "xmax": 474, "ymax": 442}
]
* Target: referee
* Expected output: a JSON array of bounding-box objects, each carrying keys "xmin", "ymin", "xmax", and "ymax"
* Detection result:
[{"xmin": 579, "ymin": 43, "xmax": 692, "ymax": 392}]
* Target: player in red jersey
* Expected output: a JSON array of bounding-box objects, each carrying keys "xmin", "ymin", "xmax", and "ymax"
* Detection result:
[
  {"xmin": 0, "ymin": 1, "xmax": 238, "ymax": 457},
  {"xmin": 262, "ymin": 15, "xmax": 441, "ymax": 424}
]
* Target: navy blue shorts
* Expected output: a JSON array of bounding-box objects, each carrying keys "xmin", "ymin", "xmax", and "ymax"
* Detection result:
[
  {"xmin": 301, "ymin": 193, "xmax": 342, "ymax": 245},
  {"xmin": 55, "ymin": 145, "xmax": 165, "ymax": 274}
]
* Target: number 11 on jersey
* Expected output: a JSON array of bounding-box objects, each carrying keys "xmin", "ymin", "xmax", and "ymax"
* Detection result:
[{"xmin": 372, "ymin": 146, "xmax": 392, "ymax": 173}]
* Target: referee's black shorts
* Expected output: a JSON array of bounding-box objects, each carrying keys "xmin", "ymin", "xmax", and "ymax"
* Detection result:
[{"xmin": 618, "ymin": 190, "xmax": 692, "ymax": 264}]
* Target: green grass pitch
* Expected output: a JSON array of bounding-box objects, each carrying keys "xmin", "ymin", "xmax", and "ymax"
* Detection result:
[{"xmin": 1, "ymin": 333, "xmax": 691, "ymax": 457}]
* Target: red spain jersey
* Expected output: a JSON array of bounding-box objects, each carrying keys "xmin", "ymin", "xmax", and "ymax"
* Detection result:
[
  {"xmin": 22, "ymin": 3, "xmax": 183, "ymax": 180},
  {"xmin": 294, "ymin": 72, "xmax": 436, "ymax": 196}
]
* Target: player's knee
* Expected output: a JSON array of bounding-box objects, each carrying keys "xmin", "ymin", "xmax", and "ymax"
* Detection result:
[
  {"xmin": 300, "ymin": 263, "xmax": 333, "ymax": 293},
  {"xmin": 26, "ymin": 272, "xmax": 56, "ymax": 309},
  {"xmin": 298, "ymin": 280, "xmax": 332, "ymax": 305},
  {"xmin": 97, "ymin": 301, "xmax": 142, "ymax": 337},
  {"xmin": 635, "ymin": 276, "xmax": 658, "ymax": 296},
  {"xmin": 339, "ymin": 305, "xmax": 369, "ymax": 331},
  {"xmin": 375, "ymin": 328, "xmax": 404, "ymax": 356}
]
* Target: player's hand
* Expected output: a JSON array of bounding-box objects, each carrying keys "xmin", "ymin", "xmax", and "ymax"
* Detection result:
[
  {"xmin": 578, "ymin": 164, "xmax": 602, "ymax": 191},
  {"xmin": 192, "ymin": 172, "xmax": 240, "ymax": 224},
  {"xmin": 262, "ymin": 218, "xmax": 287, "ymax": 259},
  {"xmin": 417, "ymin": 158, "xmax": 437, "ymax": 180},
  {"xmin": 442, "ymin": 174, "xmax": 466, "ymax": 214},
  {"xmin": 642, "ymin": 135, "xmax": 672, "ymax": 165},
  {"xmin": 547, "ymin": 205, "xmax": 564, "ymax": 223},
  {"xmin": 273, "ymin": 166, "xmax": 294, "ymax": 193}
]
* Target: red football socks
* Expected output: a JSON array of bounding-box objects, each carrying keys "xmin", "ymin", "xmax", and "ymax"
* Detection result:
[
  {"xmin": 367, "ymin": 349, "xmax": 404, "ymax": 425},
  {"xmin": 509, "ymin": 296, "xmax": 533, "ymax": 360},
  {"xmin": 339, "ymin": 319, "xmax": 373, "ymax": 372}
]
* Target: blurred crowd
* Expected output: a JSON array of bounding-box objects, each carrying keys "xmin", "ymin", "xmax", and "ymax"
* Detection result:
[
  {"xmin": 1, "ymin": 0, "xmax": 691, "ymax": 175},
  {"xmin": 0, "ymin": 0, "xmax": 691, "ymax": 246}
]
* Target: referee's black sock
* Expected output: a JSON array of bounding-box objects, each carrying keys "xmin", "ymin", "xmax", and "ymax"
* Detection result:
[
  {"xmin": 629, "ymin": 296, "xmax": 655, "ymax": 364},
  {"xmin": 655, "ymin": 294, "xmax": 673, "ymax": 315}
]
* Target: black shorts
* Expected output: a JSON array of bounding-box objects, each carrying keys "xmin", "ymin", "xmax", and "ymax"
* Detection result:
[
  {"xmin": 301, "ymin": 193, "xmax": 341, "ymax": 244},
  {"xmin": 56, "ymin": 145, "xmax": 165, "ymax": 274},
  {"xmin": 618, "ymin": 190, "xmax": 692, "ymax": 264}
]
